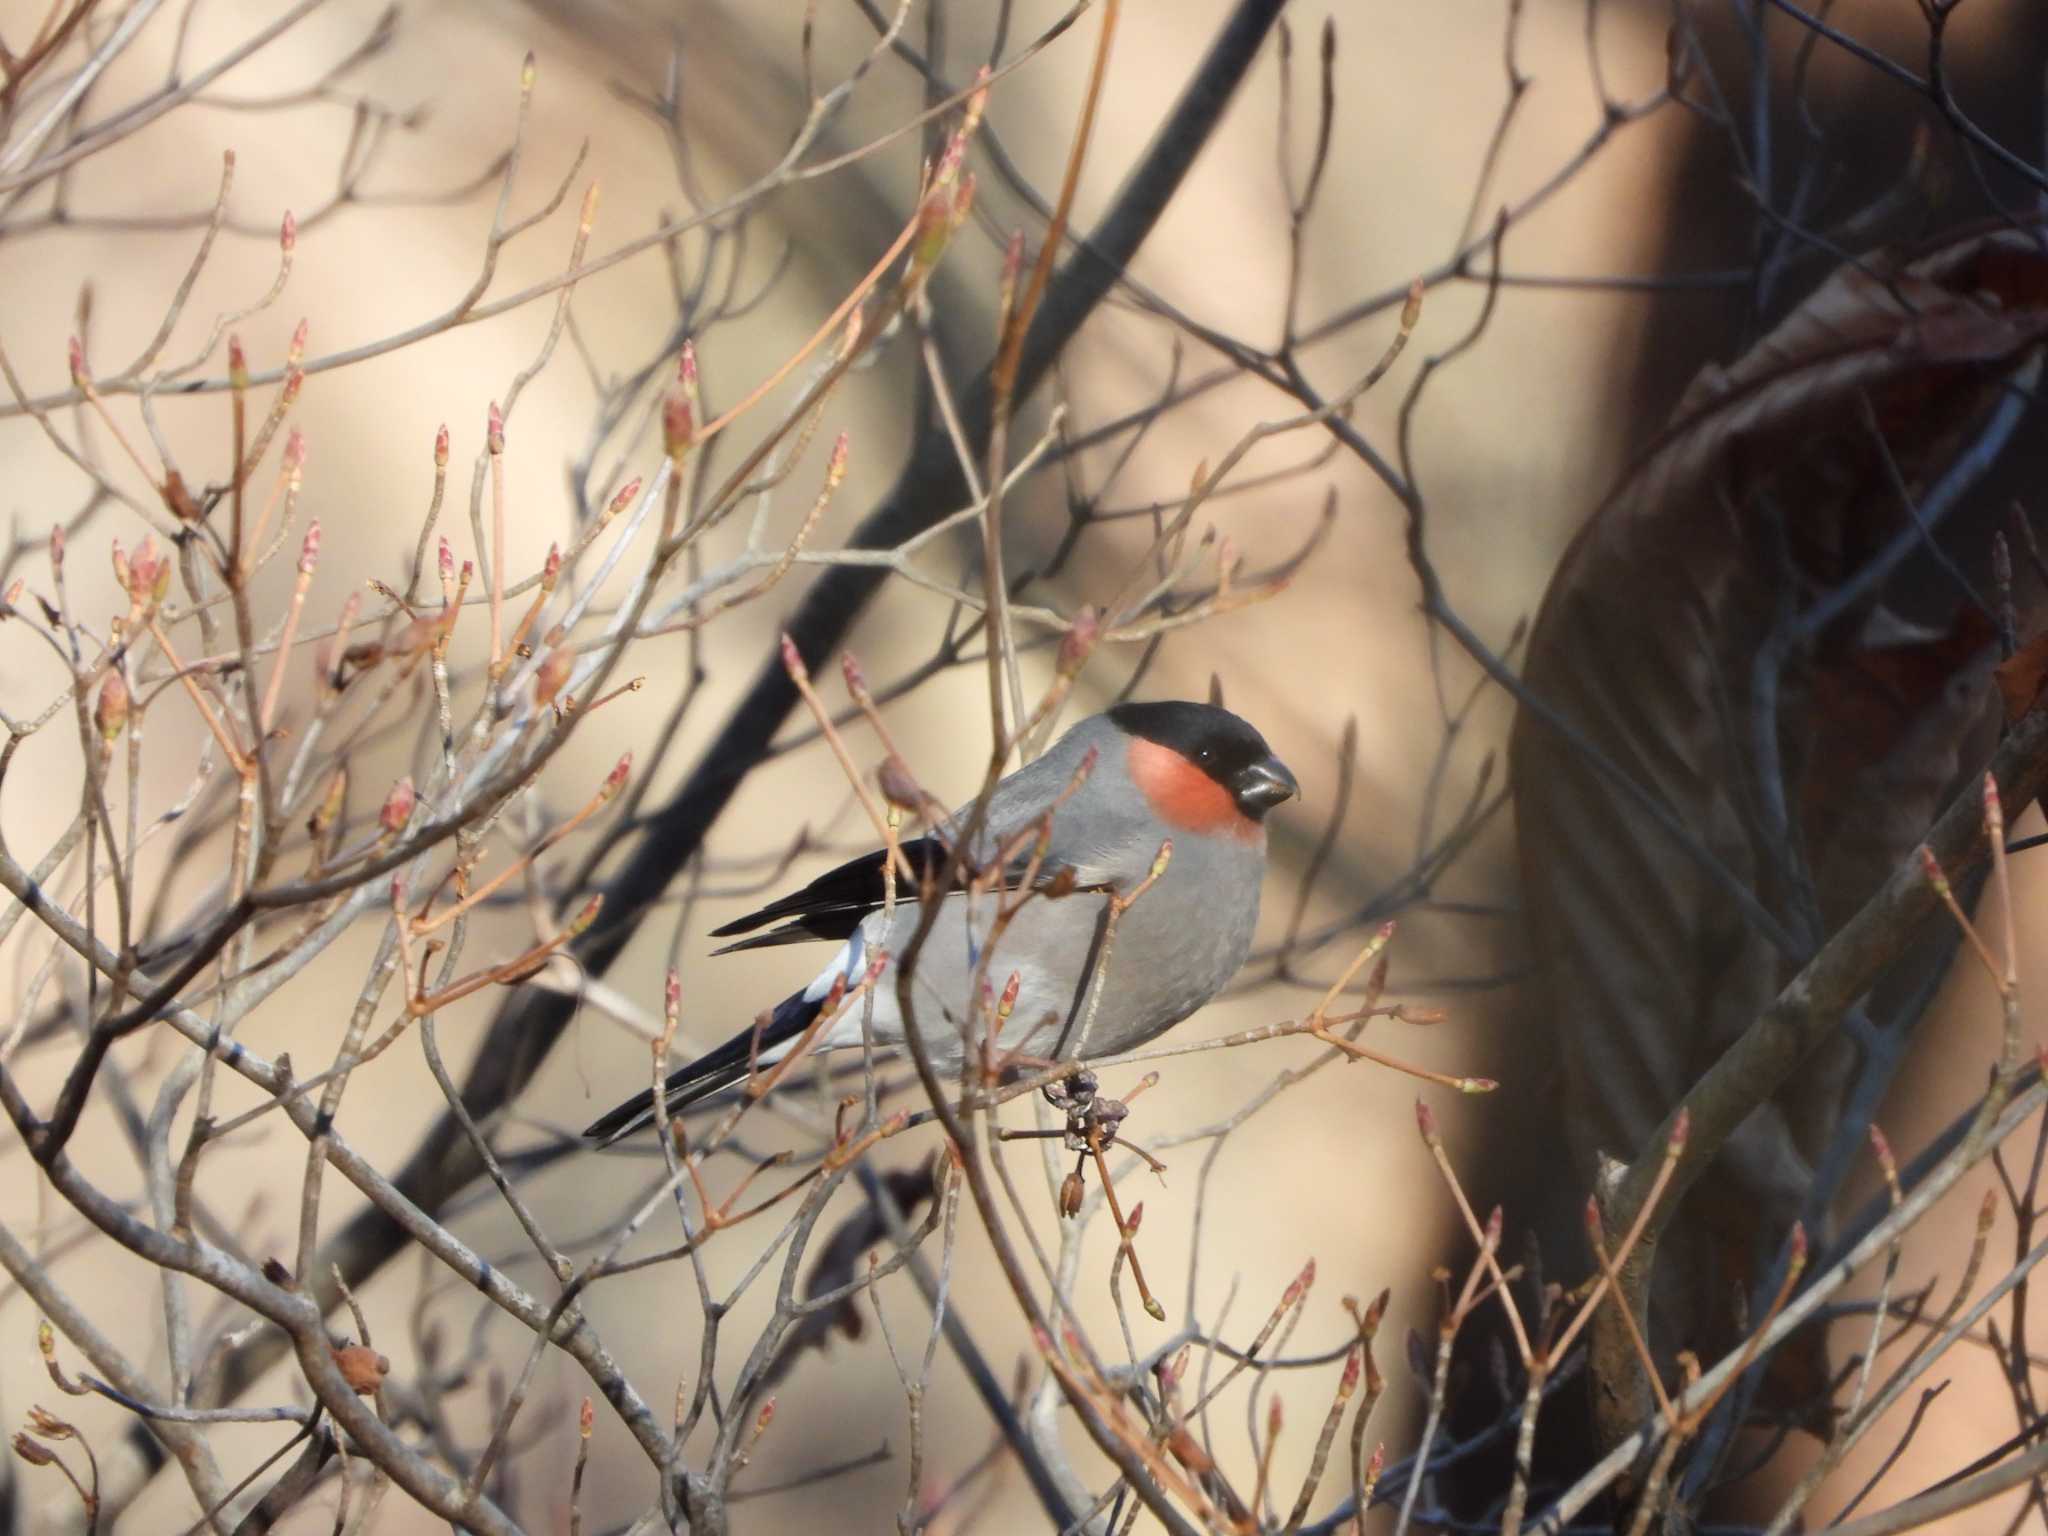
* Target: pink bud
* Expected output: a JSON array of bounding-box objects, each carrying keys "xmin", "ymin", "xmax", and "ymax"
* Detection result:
[
  {"xmin": 434, "ymin": 424, "xmax": 449, "ymax": 467},
  {"xmin": 662, "ymin": 389, "xmax": 693, "ymax": 459},
  {"xmin": 604, "ymin": 477, "xmax": 640, "ymax": 519},
  {"xmin": 1282, "ymin": 1258, "xmax": 1315, "ymax": 1307},
  {"xmin": 602, "ymin": 752, "xmax": 631, "ymax": 798},
  {"xmin": 1415, "ymin": 1098, "xmax": 1438, "ymax": 1141},
  {"xmin": 1056, "ymin": 606, "xmax": 1100, "ymax": 677},
  {"xmin": 126, "ymin": 535, "xmax": 160, "ymax": 598},
  {"xmin": 1366, "ymin": 1287, "xmax": 1390, "ymax": 1330},
  {"xmin": 534, "ymin": 646, "xmax": 573, "ymax": 705},
  {"xmin": 934, "ymin": 127, "xmax": 968, "ymax": 188},
  {"xmin": 1920, "ymin": 845, "xmax": 1949, "ymax": 896},
  {"xmin": 298, "ymin": 522, "xmax": 321, "ymax": 574},
  {"xmin": 288, "ymin": 318, "xmax": 308, "ymax": 366},
  {"xmin": 910, "ymin": 186, "xmax": 952, "ymax": 268},
  {"xmin": 68, "ymin": 336, "xmax": 86, "ymax": 383},
  {"xmin": 1667, "ymin": 1106, "xmax": 1690, "ymax": 1155},
  {"xmin": 379, "ymin": 776, "xmax": 416, "ymax": 834},
  {"xmin": 542, "ymin": 543, "xmax": 561, "ymax": 588},
  {"xmin": 487, "ymin": 401, "xmax": 504, "ymax": 454},
  {"xmin": 227, "ymin": 335, "xmax": 248, "ymax": 387},
  {"xmin": 94, "ymin": 671, "xmax": 129, "ymax": 741},
  {"xmin": 284, "ymin": 429, "xmax": 306, "ymax": 472},
  {"xmin": 279, "ymin": 210, "xmax": 297, "ymax": 253},
  {"xmin": 437, "ymin": 538, "xmax": 454, "ymax": 582},
  {"xmin": 281, "ymin": 367, "xmax": 303, "ymax": 405}
]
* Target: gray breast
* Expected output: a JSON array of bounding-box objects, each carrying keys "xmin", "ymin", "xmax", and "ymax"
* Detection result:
[
  {"xmin": 1068, "ymin": 832, "xmax": 1264, "ymax": 1057},
  {"xmin": 871, "ymin": 831, "xmax": 1263, "ymax": 1071}
]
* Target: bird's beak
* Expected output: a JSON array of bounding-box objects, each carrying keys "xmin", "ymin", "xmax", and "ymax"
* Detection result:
[{"xmin": 1232, "ymin": 756, "xmax": 1299, "ymax": 817}]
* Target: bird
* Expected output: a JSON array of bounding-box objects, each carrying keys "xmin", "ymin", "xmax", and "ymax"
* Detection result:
[{"xmin": 582, "ymin": 701, "xmax": 1299, "ymax": 1146}]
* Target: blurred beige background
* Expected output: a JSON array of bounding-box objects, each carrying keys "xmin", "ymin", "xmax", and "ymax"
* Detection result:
[{"xmin": 4, "ymin": 1, "xmax": 2045, "ymax": 1531}]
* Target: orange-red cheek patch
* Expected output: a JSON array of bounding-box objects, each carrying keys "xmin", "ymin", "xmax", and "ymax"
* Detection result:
[{"xmin": 1126, "ymin": 737, "xmax": 1258, "ymax": 841}]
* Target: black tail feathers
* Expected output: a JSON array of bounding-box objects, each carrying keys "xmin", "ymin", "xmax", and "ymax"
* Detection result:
[{"xmin": 581, "ymin": 989, "xmax": 822, "ymax": 1147}]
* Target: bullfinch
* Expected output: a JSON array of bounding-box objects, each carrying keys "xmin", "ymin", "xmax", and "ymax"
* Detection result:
[{"xmin": 582, "ymin": 701, "xmax": 1297, "ymax": 1145}]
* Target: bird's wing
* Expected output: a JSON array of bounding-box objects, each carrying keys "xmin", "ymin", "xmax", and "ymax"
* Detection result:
[
  {"xmin": 708, "ymin": 821, "xmax": 1114, "ymax": 955},
  {"xmin": 708, "ymin": 835, "xmax": 949, "ymax": 952},
  {"xmin": 711, "ymin": 729, "xmax": 1133, "ymax": 955}
]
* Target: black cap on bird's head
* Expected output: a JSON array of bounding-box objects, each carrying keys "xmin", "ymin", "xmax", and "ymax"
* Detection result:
[{"xmin": 1109, "ymin": 701, "xmax": 1299, "ymax": 821}]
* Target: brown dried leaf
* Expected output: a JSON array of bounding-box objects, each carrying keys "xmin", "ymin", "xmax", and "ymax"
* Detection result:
[{"xmin": 1511, "ymin": 227, "xmax": 2039, "ymax": 1434}]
